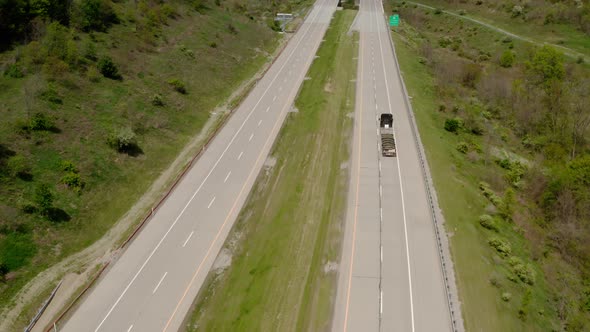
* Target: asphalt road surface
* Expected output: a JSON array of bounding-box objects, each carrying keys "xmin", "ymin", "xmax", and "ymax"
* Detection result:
[
  {"xmin": 61, "ymin": 1, "xmax": 337, "ymax": 331},
  {"xmin": 332, "ymin": 0, "xmax": 453, "ymax": 331}
]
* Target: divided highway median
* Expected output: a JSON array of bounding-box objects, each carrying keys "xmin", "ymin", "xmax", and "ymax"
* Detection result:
[{"xmin": 183, "ymin": 9, "xmax": 358, "ymax": 332}]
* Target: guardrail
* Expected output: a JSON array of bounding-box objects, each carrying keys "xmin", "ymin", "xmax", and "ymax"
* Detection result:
[
  {"xmin": 24, "ymin": 281, "xmax": 62, "ymax": 332},
  {"xmin": 380, "ymin": 11, "xmax": 464, "ymax": 332},
  {"xmin": 39, "ymin": 8, "xmax": 315, "ymax": 332}
]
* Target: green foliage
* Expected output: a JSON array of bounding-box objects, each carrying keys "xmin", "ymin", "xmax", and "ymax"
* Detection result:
[
  {"xmin": 7, "ymin": 155, "xmax": 31, "ymax": 179},
  {"xmin": 4, "ymin": 64, "xmax": 24, "ymax": 78},
  {"xmin": 434, "ymin": 8, "xmax": 442, "ymax": 15},
  {"xmin": 479, "ymin": 214, "xmax": 498, "ymax": 231},
  {"xmin": 499, "ymin": 50, "xmax": 515, "ymax": 68},
  {"xmin": 168, "ymin": 79, "xmax": 187, "ymax": 94},
  {"xmin": 0, "ymin": 233, "xmax": 36, "ymax": 271},
  {"xmin": 444, "ymin": 117, "xmax": 462, "ymax": 133},
  {"xmin": 83, "ymin": 39, "xmax": 98, "ymax": 61},
  {"xmin": 78, "ymin": 0, "xmax": 119, "ymax": 32},
  {"xmin": 43, "ymin": 22, "xmax": 69, "ymax": 60},
  {"xmin": 28, "ymin": 113, "xmax": 56, "ymax": 132},
  {"xmin": 34, "ymin": 183, "xmax": 54, "ymax": 213},
  {"xmin": 488, "ymin": 237, "xmax": 512, "ymax": 256},
  {"xmin": 499, "ymin": 188, "xmax": 515, "ymax": 220},
  {"xmin": 151, "ymin": 94, "xmax": 164, "ymax": 106},
  {"xmin": 461, "ymin": 63, "xmax": 481, "ymax": 88},
  {"xmin": 62, "ymin": 172, "xmax": 84, "ymax": 192},
  {"xmin": 40, "ymin": 85, "xmax": 63, "ymax": 104},
  {"xmin": 268, "ymin": 19, "xmax": 282, "ymax": 32},
  {"xmin": 97, "ymin": 56, "xmax": 120, "ymax": 79},
  {"xmin": 61, "ymin": 160, "xmax": 77, "ymax": 173},
  {"xmin": 502, "ymin": 292, "xmax": 512, "ymax": 302},
  {"xmin": 456, "ymin": 141, "xmax": 469, "ymax": 154},
  {"xmin": 0, "ymin": 262, "xmax": 8, "ymax": 281},
  {"xmin": 526, "ymin": 46, "xmax": 564, "ymax": 87},
  {"xmin": 509, "ymin": 257, "xmax": 535, "ymax": 285},
  {"xmin": 107, "ymin": 127, "xmax": 138, "ymax": 152}
]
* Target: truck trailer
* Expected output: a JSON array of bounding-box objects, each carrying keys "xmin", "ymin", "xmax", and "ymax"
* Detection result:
[{"xmin": 379, "ymin": 113, "xmax": 396, "ymax": 157}]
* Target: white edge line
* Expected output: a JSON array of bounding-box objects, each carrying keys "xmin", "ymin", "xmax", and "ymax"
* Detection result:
[
  {"xmin": 93, "ymin": 2, "xmax": 326, "ymax": 331},
  {"xmin": 224, "ymin": 171, "xmax": 231, "ymax": 183},
  {"xmin": 374, "ymin": 1, "xmax": 416, "ymax": 331},
  {"xmin": 127, "ymin": 325, "xmax": 133, "ymax": 332}
]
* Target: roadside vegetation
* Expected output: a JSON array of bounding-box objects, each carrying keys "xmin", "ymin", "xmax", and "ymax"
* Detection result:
[
  {"xmin": 387, "ymin": 0, "xmax": 590, "ymax": 330},
  {"xmin": 407, "ymin": 0, "xmax": 590, "ymax": 58},
  {"xmin": 184, "ymin": 10, "xmax": 357, "ymax": 331},
  {"xmin": 0, "ymin": 0, "xmax": 314, "ymax": 328}
]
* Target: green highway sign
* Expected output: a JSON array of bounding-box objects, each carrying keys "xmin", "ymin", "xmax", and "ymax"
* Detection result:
[{"xmin": 389, "ymin": 14, "xmax": 400, "ymax": 27}]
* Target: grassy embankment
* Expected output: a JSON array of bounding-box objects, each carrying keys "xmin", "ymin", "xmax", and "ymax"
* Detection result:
[
  {"xmin": 184, "ymin": 9, "xmax": 357, "ymax": 331},
  {"xmin": 407, "ymin": 0, "xmax": 590, "ymax": 59},
  {"xmin": 386, "ymin": 1, "xmax": 590, "ymax": 330},
  {"xmin": 0, "ymin": 0, "xmax": 312, "ymax": 327}
]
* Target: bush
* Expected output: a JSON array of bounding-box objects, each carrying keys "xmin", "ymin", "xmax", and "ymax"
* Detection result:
[
  {"xmin": 34, "ymin": 184, "xmax": 54, "ymax": 214},
  {"xmin": 4, "ymin": 64, "xmax": 24, "ymax": 78},
  {"xmin": 209, "ymin": 41, "xmax": 217, "ymax": 48},
  {"xmin": 444, "ymin": 118, "xmax": 462, "ymax": 133},
  {"xmin": 40, "ymin": 85, "xmax": 63, "ymax": 104},
  {"xmin": 86, "ymin": 66, "xmax": 101, "ymax": 82},
  {"xmin": 168, "ymin": 79, "xmax": 187, "ymax": 94},
  {"xmin": 479, "ymin": 214, "xmax": 498, "ymax": 231},
  {"xmin": 434, "ymin": 8, "xmax": 442, "ymax": 15},
  {"xmin": 488, "ymin": 237, "xmax": 512, "ymax": 256},
  {"xmin": 151, "ymin": 94, "xmax": 164, "ymax": 106},
  {"xmin": 97, "ymin": 56, "xmax": 120, "ymax": 79},
  {"xmin": 7, "ymin": 155, "xmax": 31, "ymax": 179},
  {"xmin": 228, "ymin": 23, "xmax": 238, "ymax": 34},
  {"xmin": 107, "ymin": 127, "xmax": 138, "ymax": 152},
  {"xmin": 61, "ymin": 160, "xmax": 78, "ymax": 173},
  {"xmin": 501, "ymin": 292, "xmax": 512, "ymax": 302},
  {"xmin": 499, "ymin": 50, "xmax": 515, "ymax": 68},
  {"xmin": 456, "ymin": 142, "xmax": 469, "ymax": 154},
  {"xmin": 78, "ymin": 0, "xmax": 119, "ymax": 32},
  {"xmin": 29, "ymin": 113, "xmax": 55, "ymax": 131},
  {"xmin": 62, "ymin": 172, "xmax": 84, "ymax": 192}
]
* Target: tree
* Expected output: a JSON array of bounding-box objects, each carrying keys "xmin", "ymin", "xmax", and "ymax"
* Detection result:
[
  {"xmin": 77, "ymin": 0, "xmax": 118, "ymax": 32},
  {"xmin": 34, "ymin": 183, "xmax": 54, "ymax": 213},
  {"xmin": 499, "ymin": 50, "xmax": 515, "ymax": 68},
  {"xmin": 527, "ymin": 46, "xmax": 565, "ymax": 88},
  {"xmin": 97, "ymin": 56, "xmax": 120, "ymax": 79}
]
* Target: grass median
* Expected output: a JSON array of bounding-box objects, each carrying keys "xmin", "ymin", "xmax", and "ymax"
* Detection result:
[{"xmin": 184, "ymin": 9, "xmax": 358, "ymax": 332}]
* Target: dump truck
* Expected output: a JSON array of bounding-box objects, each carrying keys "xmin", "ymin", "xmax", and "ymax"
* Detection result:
[{"xmin": 379, "ymin": 113, "xmax": 396, "ymax": 157}]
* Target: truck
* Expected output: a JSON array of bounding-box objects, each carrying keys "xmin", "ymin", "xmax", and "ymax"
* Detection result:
[{"xmin": 379, "ymin": 113, "xmax": 396, "ymax": 157}]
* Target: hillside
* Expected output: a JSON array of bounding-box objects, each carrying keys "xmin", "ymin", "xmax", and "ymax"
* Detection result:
[
  {"xmin": 386, "ymin": 0, "xmax": 590, "ymax": 330},
  {"xmin": 0, "ymin": 0, "xmax": 310, "ymax": 328}
]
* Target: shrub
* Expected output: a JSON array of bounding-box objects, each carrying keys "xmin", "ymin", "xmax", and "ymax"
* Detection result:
[
  {"xmin": 4, "ymin": 64, "xmax": 24, "ymax": 78},
  {"xmin": 444, "ymin": 118, "xmax": 462, "ymax": 133},
  {"xmin": 434, "ymin": 8, "xmax": 442, "ymax": 15},
  {"xmin": 458, "ymin": 9, "xmax": 466, "ymax": 15},
  {"xmin": 479, "ymin": 214, "xmax": 498, "ymax": 231},
  {"xmin": 209, "ymin": 41, "xmax": 217, "ymax": 48},
  {"xmin": 34, "ymin": 183, "xmax": 54, "ymax": 213},
  {"xmin": 107, "ymin": 127, "xmax": 138, "ymax": 152},
  {"xmin": 511, "ymin": 5, "xmax": 523, "ymax": 18},
  {"xmin": 461, "ymin": 63, "xmax": 481, "ymax": 88},
  {"xmin": 7, "ymin": 155, "xmax": 31, "ymax": 179},
  {"xmin": 78, "ymin": 0, "xmax": 119, "ymax": 32},
  {"xmin": 0, "ymin": 262, "xmax": 9, "ymax": 281},
  {"xmin": 228, "ymin": 23, "xmax": 238, "ymax": 34},
  {"xmin": 62, "ymin": 172, "xmax": 84, "ymax": 192},
  {"xmin": 97, "ymin": 56, "xmax": 120, "ymax": 79},
  {"xmin": 83, "ymin": 39, "xmax": 98, "ymax": 61},
  {"xmin": 501, "ymin": 292, "xmax": 511, "ymax": 302},
  {"xmin": 40, "ymin": 85, "xmax": 63, "ymax": 104},
  {"xmin": 168, "ymin": 79, "xmax": 187, "ymax": 94},
  {"xmin": 577, "ymin": 56, "xmax": 585, "ymax": 64},
  {"xmin": 29, "ymin": 113, "xmax": 55, "ymax": 131},
  {"xmin": 86, "ymin": 66, "xmax": 101, "ymax": 82},
  {"xmin": 488, "ymin": 237, "xmax": 511, "ymax": 256},
  {"xmin": 151, "ymin": 94, "xmax": 164, "ymax": 106},
  {"xmin": 61, "ymin": 160, "xmax": 78, "ymax": 173},
  {"xmin": 456, "ymin": 142, "xmax": 469, "ymax": 154},
  {"xmin": 499, "ymin": 50, "xmax": 515, "ymax": 68}
]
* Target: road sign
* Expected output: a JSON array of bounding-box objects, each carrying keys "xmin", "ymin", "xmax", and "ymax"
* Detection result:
[{"xmin": 389, "ymin": 14, "xmax": 399, "ymax": 27}]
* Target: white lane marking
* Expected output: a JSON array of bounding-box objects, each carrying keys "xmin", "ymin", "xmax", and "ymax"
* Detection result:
[
  {"xmin": 182, "ymin": 231, "xmax": 194, "ymax": 248},
  {"xmin": 376, "ymin": 104, "xmax": 379, "ymax": 111},
  {"xmin": 258, "ymin": 120, "xmax": 262, "ymax": 127},
  {"xmin": 379, "ymin": 185, "xmax": 382, "ymax": 198},
  {"xmin": 207, "ymin": 196, "xmax": 216, "ymax": 209},
  {"xmin": 127, "ymin": 325, "xmax": 133, "ymax": 332},
  {"xmin": 374, "ymin": 2, "xmax": 416, "ymax": 330},
  {"xmin": 273, "ymin": 95, "xmax": 277, "ymax": 101},
  {"xmin": 238, "ymin": 151, "xmax": 243, "ymax": 160},
  {"xmin": 249, "ymin": 133, "xmax": 254, "ymax": 142},
  {"xmin": 380, "ymin": 207, "xmax": 383, "ymax": 221},
  {"xmin": 266, "ymin": 106, "xmax": 270, "ymax": 113},
  {"xmin": 380, "ymin": 291, "xmax": 383, "ymax": 314},
  {"xmin": 152, "ymin": 272, "xmax": 168, "ymax": 294},
  {"xmin": 379, "ymin": 160, "xmax": 382, "ymax": 172},
  {"xmin": 224, "ymin": 171, "xmax": 231, "ymax": 183},
  {"xmin": 93, "ymin": 3, "xmax": 324, "ymax": 329},
  {"xmin": 380, "ymin": 245, "xmax": 383, "ymax": 262}
]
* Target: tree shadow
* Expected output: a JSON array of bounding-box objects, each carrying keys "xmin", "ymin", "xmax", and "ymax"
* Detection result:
[
  {"xmin": 46, "ymin": 208, "xmax": 71, "ymax": 223},
  {"xmin": 0, "ymin": 144, "xmax": 16, "ymax": 163},
  {"xmin": 120, "ymin": 144, "xmax": 144, "ymax": 157},
  {"xmin": 16, "ymin": 172, "xmax": 33, "ymax": 181}
]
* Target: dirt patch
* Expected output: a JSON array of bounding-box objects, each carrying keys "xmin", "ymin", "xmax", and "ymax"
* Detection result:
[{"xmin": 212, "ymin": 248, "xmax": 232, "ymax": 274}]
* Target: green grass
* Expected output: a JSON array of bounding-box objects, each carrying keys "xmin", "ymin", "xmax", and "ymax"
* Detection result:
[
  {"xmin": 391, "ymin": 24, "xmax": 559, "ymax": 331},
  {"xmin": 184, "ymin": 10, "xmax": 358, "ymax": 332},
  {"xmin": 401, "ymin": 0, "xmax": 590, "ymax": 58},
  {"xmin": 0, "ymin": 2, "xmax": 284, "ymax": 327}
]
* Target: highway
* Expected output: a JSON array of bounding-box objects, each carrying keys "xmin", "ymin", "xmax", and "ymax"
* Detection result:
[
  {"xmin": 332, "ymin": 0, "xmax": 453, "ymax": 331},
  {"xmin": 60, "ymin": 0, "xmax": 337, "ymax": 331}
]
